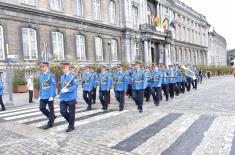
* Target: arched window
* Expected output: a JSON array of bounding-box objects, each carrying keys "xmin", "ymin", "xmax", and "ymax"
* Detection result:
[
  {"xmin": 74, "ymin": 0, "xmax": 83, "ymax": 16},
  {"xmin": 22, "ymin": 28, "xmax": 38, "ymax": 60},
  {"xmin": 93, "ymin": 0, "xmax": 101, "ymax": 21},
  {"xmin": 111, "ymin": 39, "xmax": 118, "ymax": 61},
  {"xmin": 95, "ymin": 37, "xmax": 103, "ymax": 61},
  {"xmin": 147, "ymin": 5, "xmax": 152, "ymax": 25},
  {"xmin": 0, "ymin": 25, "xmax": 5, "ymax": 59},
  {"xmin": 76, "ymin": 35, "xmax": 86, "ymax": 60},
  {"xmin": 52, "ymin": 32, "xmax": 64, "ymax": 60},
  {"xmin": 109, "ymin": 0, "xmax": 116, "ymax": 24}
]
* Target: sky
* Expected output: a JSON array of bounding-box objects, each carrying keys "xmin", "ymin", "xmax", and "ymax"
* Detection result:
[{"xmin": 180, "ymin": 0, "xmax": 234, "ymax": 49}]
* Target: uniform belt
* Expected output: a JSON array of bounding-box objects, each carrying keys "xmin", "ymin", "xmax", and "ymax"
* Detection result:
[
  {"xmin": 101, "ymin": 82, "xmax": 107, "ymax": 84},
  {"xmin": 116, "ymin": 82, "xmax": 124, "ymax": 84},
  {"xmin": 42, "ymin": 86, "xmax": 51, "ymax": 89},
  {"xmin": 85, "ymin": 83, "xmax": 90, "ymax": 84},
  {"xmin": 134, "ymin": 80, "xmax": 143, "ymax": 83}
]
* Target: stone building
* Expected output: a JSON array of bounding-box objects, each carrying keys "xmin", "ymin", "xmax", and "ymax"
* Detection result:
[{"xmin": 208, "ymin": 30, "xmax": 227, "ymax": 66}]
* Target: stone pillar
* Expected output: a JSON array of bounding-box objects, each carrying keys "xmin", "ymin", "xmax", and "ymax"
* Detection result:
[
  {"xmin": 123, "ymin": 38, "xmax": 131, "ymax": 64},
  {"xmin": 157, "ymin": 2, "xmax": 160, "ymax": 17},
  {"xmin": 144, "ymin": 40, "xmax": 149, "ymax": 65},
  {"xmin": 148, "ymin": 41, "xmax": 152, "ymax": 65},
  {"xmin": 159, "ymin": 43, "xmax": 164, "ymax": 64},
  {"xmin": 165, "ymin": 44, "xmax": 172, "ymax": 66}
]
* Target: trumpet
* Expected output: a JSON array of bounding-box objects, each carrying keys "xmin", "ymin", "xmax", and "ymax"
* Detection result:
[{"xmin": 180, "ymin": 65, "xmax": 196, "ymax": 80}]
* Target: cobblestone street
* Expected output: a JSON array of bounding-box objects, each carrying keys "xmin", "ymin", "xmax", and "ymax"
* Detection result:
[{"xmin": 0, "ymin": 76, "xmax": 235, "ymax": 155}]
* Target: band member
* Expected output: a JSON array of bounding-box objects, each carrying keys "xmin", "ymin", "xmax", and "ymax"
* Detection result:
[
  {"xmin": 191, "ymin": 65, "xmax": 198, "ymax": 90},
  {"xmin": 39, "ymin": 62, "xmax": 56, "ymax": 129},
  {"xmin": 97, "ymin": 65, "xmax": 112, "ymax": 110},
  {"xmin": 126, "ymin": 67, "xmax": 133, "ymax": 98},
  {"xmin": 0, "ymin": 80, "xmax": 6, "ymax": 111},
  {"xmin": 60, "ymin": 62, "xmax": 78, "ymax": 132},
  {"xmin": 91, "ymin": 67, "xmax": 97, "ymax": 104},
  {"xmin": 82, "ymin": 65, "xmax": 95, "ymax": 110},
  {"xmin": 161, "ymin": 65, "xmax": 170, "ymax": 101},
  {"xmin": 169, "ymin": 65, "xmax": 176, "ymax": 99},
  {"xmin": 175, "ymin": 65, "xmax": 181, "ymax": 96},
  {"xmin": 113, "ymin": 64, "xmax": 128, "ymax": 111},
  {"xmin": 144, "ymin": 66, "xmax": 152, "ymax": 102},
  {"xmin": 186, "ymin": 64, "xmax": 192, "ymax": 92},
  {"xmin": 151, "ymin": 64, "xmax": 163, "ymax": 106},
  {"xmin": 180, "ymin": 66, "xmax": 187, "ymax": 94},
  {"xmin": 132, "ymin": 61, "xmax": 147, "ymax": 113}
]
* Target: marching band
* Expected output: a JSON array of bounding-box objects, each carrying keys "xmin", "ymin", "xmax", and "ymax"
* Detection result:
[{"xmin": 38, "ymin": 61, "xmax": 201, "ymax": 132}]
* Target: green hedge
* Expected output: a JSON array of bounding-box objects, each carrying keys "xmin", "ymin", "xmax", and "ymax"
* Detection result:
[{"xmin": 198, "ymin": 65, "xmax": 233, "ymax": 76}]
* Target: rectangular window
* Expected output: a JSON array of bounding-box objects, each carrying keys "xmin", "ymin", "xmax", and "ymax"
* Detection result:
[
  {"xmin": 109, "ymin": 1, "xmax": 116, "ymax": 24},
  {"xmin": 132, "ymin": 6, "xmax": 138, "ymax": 28},
  {"xmin": 22, "ymin": 0, "xmax": 35, "ymax": 6},
  {"xmin": 74, "ymin": 0, "xmax": 83, "ymax": 16},
  {"xmin": 76, "ymin": 35, "xmax": 86, "ymax": 60},
  {"xmin": 50, "ymin": 0, "xmax": 62, "ymax": 11},
  {"xmin": 52, "ymin": 32, "xmax": 64, "ymax": 60},
  {"xmin": 111, "ymin": 39, "xmax": 118, "ymax": 61},
  {"xmin": 95, "ymin": 37, "xmax": 103, "ymax": 61},
  {"xmin": 135, "ymin": 42, "xmax": 140, "ymax": 60},
  {"xmin": 22, "ymin": 28, "xmax": 38, "ymax": 60},
  {"xmin": 93, "ymin": 0, "xmax": 101, "ymax": 21},
  {"xmin": 0, "ymin": 26, "xmax": 5, "ymax": 59}
]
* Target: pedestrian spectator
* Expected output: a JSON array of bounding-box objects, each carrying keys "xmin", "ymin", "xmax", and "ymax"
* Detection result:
[
  {"xmin": 27, "ymin": 75, "xmax": 34, "ymax": 103},
  {"xmin": 0, "ymin": 80, "xmax": 6, "ymax": 111}
]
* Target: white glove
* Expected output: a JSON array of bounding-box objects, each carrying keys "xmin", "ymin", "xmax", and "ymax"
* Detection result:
[
  {"xmin": 61, "ymin": 88, "xmax": 69, "ymax": 93},
  {"xmin": 48, "ymin": 97, "xmax": 53, "ymax": 101},
  {"xmin": 38, "ymin": 97, "xmax": 40, "ymax": 100}
]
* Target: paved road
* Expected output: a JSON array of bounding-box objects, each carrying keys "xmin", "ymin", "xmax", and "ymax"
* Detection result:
[{"xmin": 0, "ymin": 76, "xmax": 235, "ymax": 155}]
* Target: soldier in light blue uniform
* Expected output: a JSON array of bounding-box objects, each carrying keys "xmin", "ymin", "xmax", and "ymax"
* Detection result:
[
  {"xmin": 39, "ymin": 62, "xmax": 56, "ymax": 129},
  {"xmin": 113, "ymin": 64, "xmax": 128, "ymax": 111},
  {"xmin": 151, "ymin": 64, "xmax": 163, "ymax": 106},
  {"xmin": 82, "ymin": 65, "xmax": 94, "ymax": 110},
  {"xmin": 97, "ymin": 65, "xmax": 113, "ymax": 110},
  {"xmin": 126, "ymin": 67, "xmax": 133, "ymax": 98},
  {"xmin": 161, "ymin": 65, "xmax": 170, "ymax": 101},
  {"xmin": 144, "ymin": 66, "xmax": 152, "ymax": 102},
  {"xmin": 91, "ymin": 67, "xmax": 97, "ymax": 104},
  {"xmin": 175, "ymin": 65, "xmax": 182, "ymax": 96},
  {"xmin": 132, "ymin": 61, "xmax": 147, "ymax": 113},
  {"xmin": 169, "ymin": 65, "xmax": 176, "ymax": 99},
  {"xmin": 0, "ymin": 80, "xmax": 5, "ymax": 111},
  {"xmin": 60, "ymin": 62, "xmax": 78, "ymax": 132}
]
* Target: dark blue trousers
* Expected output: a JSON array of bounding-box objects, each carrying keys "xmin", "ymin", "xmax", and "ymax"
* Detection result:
[
  {"xmin": 99, "ymin": 90, "xmax": 108, "ymax": 110},
  {"xmin": 60, "ymin": 100, "xmax": 76, "ymax": 129},
  {"xmin": 132, "ymin": 89, "xmax": 144, "ymax": 110},
  {"xmin": 152, "ymin": 87, "xmax": 161, "ymax": 105},
  {"xmin": 83, "ymin": 90, "xmax": 92, "ymax": 107},
  {"xmin": 115, "ymin": 91, "xmax": 125, "ymax": 110},
  {"xmin": 39, "ymin": 99, "xmax": 55, "ymax": 127}
]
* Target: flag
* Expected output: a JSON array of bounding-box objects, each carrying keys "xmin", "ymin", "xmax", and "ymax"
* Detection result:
[
  {"xmin": 154, "ymin": 16, "xmax": 161, "ymax": 27},
  {"xmin": 169, "ymin": 20, "xmax": 176, "ymax": 29},
  {"xmin": 162, "ymin": 18, "xmax": 168, "ymax": 29}
]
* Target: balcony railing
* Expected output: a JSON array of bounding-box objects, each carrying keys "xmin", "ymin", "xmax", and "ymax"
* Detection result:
[{"xmin": 140, "ymin": 24, "xmax": 172, "ymax": 37}]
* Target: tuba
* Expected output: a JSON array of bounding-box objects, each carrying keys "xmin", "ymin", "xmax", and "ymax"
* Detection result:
[{"xmin": 180, "ymin": 65, "xmax": 196, "ymax": 80}]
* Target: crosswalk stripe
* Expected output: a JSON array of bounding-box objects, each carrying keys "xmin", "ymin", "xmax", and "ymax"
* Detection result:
[
  {"xmin": 161, "ymin": 115, "xmax": 215, "ymax": 155},
  {"xmin": 22, "ymin": 109, "xmax": 89, "ymax": 125},
  {"xmin": 4, "ymin": 107, "xmax": 60, "ymax": 120},
  {"xmin": 106, "ymin": 112, "xmax": 169, "ymax": 147},
  {"xmin": 112, "ymin": 113, "xmax": 183, "ymax": 152},
  {"xmin": 49, "ymin": 110, "xmax": 128, "ymax": 133},
  {"xmin": 192, "ymin": 116, "xmax": 235, "ymax": 155},
  {"xmin": 0, "ymin": 105, "xmax": 39, "ymax": 114},
  {"xmin": 30, "ymin": 109, "xmax": 104, "ymax": 128},
  {"xmin": 132, "ymin": 114, "xmax": 200, "ymax": 155}
]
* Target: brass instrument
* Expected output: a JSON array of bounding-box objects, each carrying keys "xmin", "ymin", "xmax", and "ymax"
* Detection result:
[{"xmin": 180, "ymin": 65, "xmax": 196, "ymax": 80}]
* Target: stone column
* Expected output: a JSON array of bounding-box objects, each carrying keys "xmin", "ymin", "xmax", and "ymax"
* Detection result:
[
  {"xmin": 148, "ymin": 41, "xmax": 152, "ymax": 65},
  {"xmin": 157, "ymin": 2, "xmax": 160, "ymax": 17},
  {"xmin": 159, "ymin": 43, "xmax": 164, "ymax": 64},
  {"xmin": 144, "ymin": 40, "xmax": 149, "ymax": 65}
]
